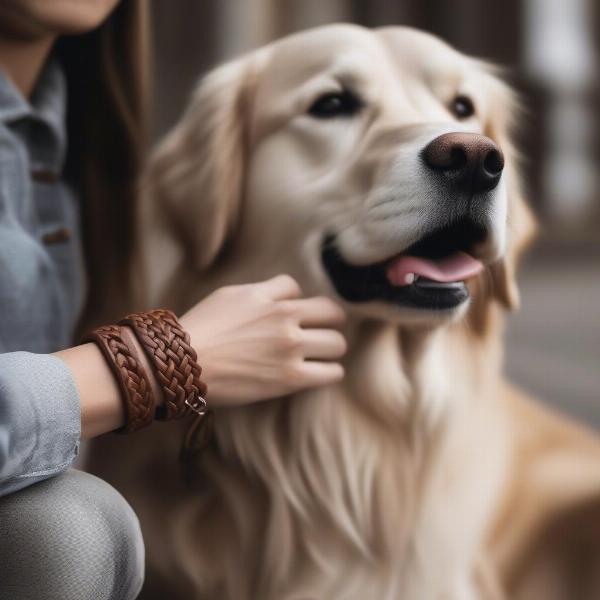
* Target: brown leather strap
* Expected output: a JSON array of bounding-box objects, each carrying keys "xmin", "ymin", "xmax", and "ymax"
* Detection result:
[
  {"xmin": 83, "ymin": 325, "xmax": 156, "ymax": 433},
  {"xmin": 180, "ymin": 409, "xmax": 215, "ymax": 489},
  {"xmin": 119, "ymin": 310, "xmax": 207, "ymax": 421}
]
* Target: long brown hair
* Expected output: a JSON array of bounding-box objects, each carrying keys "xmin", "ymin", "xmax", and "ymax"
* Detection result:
[{"xmin": 55, "ymin": 0, "xmax": 149, "ymax": 329}]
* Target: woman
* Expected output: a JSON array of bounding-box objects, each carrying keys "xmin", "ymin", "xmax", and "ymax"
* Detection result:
[{"xmin": 0, "ymin": 2, "xmax": 346, "ymax": 598}]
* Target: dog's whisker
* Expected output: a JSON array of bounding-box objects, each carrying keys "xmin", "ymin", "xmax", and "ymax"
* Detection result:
[
  {"xmin": 370, "ymin": 196, "xmax": 400, "ymax": 209},
  {"xmin": 368, "ymin": 212, "xmax": 410, "ymax": 223}
]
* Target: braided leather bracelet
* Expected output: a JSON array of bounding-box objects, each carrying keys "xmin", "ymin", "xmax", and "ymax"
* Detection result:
[
  {"xmin": 83, "ymin": 325, "xmax": 156, "ymax": 433},
  {"xmin": 119, "ymin": 309, "xmax": 208, "ymax": 421}
]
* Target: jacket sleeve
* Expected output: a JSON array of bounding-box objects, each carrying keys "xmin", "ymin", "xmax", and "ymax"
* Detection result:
[{"xmin": 0, "ymin": 351, "xmax": 80, "ymax": 496}]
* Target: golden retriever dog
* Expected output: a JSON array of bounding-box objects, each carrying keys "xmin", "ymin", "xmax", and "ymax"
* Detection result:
[{"xmin": 88, "ymin": 24, "xmax": 600, "ymax": 599}]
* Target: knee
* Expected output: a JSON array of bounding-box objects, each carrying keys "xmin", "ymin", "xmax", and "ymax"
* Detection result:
[{"xmin": 0, "ymin": 470, "xmax": 145, "ymax": 600}]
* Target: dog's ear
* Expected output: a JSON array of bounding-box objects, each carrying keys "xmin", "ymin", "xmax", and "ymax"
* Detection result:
[
  {"xmin": 144, "ymin": 56, "xmax": 256, "ymax": 272},
  {"xmin": 482, "ymin": 72, "xmax": 537, "ymax": 310}
]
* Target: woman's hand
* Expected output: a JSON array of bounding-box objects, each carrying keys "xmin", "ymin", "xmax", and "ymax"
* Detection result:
[{"xmin": 179, "ymin": 274, "xmax": 347, "ymax": 406}]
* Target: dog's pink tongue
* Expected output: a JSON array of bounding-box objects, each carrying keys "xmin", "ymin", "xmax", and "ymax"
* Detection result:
[{"xmin": 386, "ymin": 251, "xmax": 483, "ymax": 286}]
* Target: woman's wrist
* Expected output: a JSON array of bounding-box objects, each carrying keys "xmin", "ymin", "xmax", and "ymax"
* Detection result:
[
  {"xmin": 178, "ymin": 314, "xmax": 216, "ymax": 396},
  {"xmin": 57, "ymin": 311, "xmax": 206, "ymax": 440}
]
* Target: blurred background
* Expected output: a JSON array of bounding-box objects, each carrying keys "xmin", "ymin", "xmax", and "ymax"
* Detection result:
[{"xmin": 150, "ymin": 0, "xmax": 600, "ymax": 426}]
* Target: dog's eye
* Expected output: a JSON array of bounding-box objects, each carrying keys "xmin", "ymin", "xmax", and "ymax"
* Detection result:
[
  {"xmin": 451, "ymin": 95, "xmax": 475, "ymax": 119},
  {"xmin": 308, "ymin": 91, "xmax": 362, "ymax": 118}
]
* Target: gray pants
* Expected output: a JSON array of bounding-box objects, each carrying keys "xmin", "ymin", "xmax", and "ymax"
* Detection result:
[{"xmin": 0, "ymin": 470, "xmax": 144, "ymax": 600}]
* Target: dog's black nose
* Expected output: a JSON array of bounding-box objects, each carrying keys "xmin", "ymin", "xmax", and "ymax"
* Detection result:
[{"xmin": 422, "ymin": 132, "xmax": 504, "ymax": 194}]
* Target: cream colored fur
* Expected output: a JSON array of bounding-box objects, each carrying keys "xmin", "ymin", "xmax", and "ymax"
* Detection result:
[{"xmin": 88, "ymin": 25, "xmax": 600, "ymax": 600}]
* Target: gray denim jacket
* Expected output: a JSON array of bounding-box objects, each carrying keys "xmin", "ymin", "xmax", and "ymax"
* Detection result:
[{"xmin": 0, "ymin": 61, "xmax": 84, "ymax": 496}]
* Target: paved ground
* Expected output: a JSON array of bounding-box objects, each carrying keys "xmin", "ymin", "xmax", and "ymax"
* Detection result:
[{"xmin": 504, "ymin": 239, "xmax": 600, "ymax": 428}]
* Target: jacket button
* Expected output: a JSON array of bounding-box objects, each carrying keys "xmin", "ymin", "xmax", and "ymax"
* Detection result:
[
  {"xmin": 31, "ymin": 169, "xmax": 59, "ymax": 184},
  {"xmin": 42, "ymin": 227, "xmax": 71, "ymax": 245}
]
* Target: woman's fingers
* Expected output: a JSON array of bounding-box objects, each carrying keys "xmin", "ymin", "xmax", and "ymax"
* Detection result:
[
  {"xmin": 291, "ymin": 327, "xmax": 347, "ymax": 390},
  {"xmin": 301, "ymin": 329, "xmax": 347, "ymax": 360},
  {"xmin": 286, "ymin": 296, "xmax": 346, "ymax": 327},
  {"xmin": 259, "ymin": 274, "xmax": 302, "ymax": 300},
  {"xmin": 295, "ymin": 360, "xmax": 345, "ymax": 388}
]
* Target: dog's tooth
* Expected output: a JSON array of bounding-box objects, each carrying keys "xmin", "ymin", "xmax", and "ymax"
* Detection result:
[{"xmin": 404, "ymin": 273, "xmax": 416, "ymax": 285}]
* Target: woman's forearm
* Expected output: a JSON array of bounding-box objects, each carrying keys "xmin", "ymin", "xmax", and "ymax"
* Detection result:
[
  {"xmin": 55, "ymin": 327, "xmax": 163, "ymax": 440},
  {"xmin": 55, "ymin": 342, "xmax": 125, "ymax": 439}
]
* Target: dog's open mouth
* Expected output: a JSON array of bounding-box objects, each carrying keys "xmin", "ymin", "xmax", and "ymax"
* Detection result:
[{"xmin": 321, "ymin": 218, "xmax": 488, "ymax": 310}]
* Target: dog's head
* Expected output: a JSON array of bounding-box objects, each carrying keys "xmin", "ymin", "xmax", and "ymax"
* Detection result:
[{"xmin": 147, "ymin": 24, "xmax": 535, "ymax": 326}]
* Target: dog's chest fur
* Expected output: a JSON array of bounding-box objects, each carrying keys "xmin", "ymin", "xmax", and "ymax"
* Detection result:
[{"xmin": 183, "ymin": 321, "xmax": 511, "ymax": 600}]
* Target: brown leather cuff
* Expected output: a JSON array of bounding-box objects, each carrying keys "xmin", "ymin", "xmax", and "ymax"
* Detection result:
[
  {"xmin": 119, "ymin": 309, "xmax": 208, "ymax": 421},
  {"xmin": 83, "ymin": 324, "xmax": 156, "ymax": 433}
]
